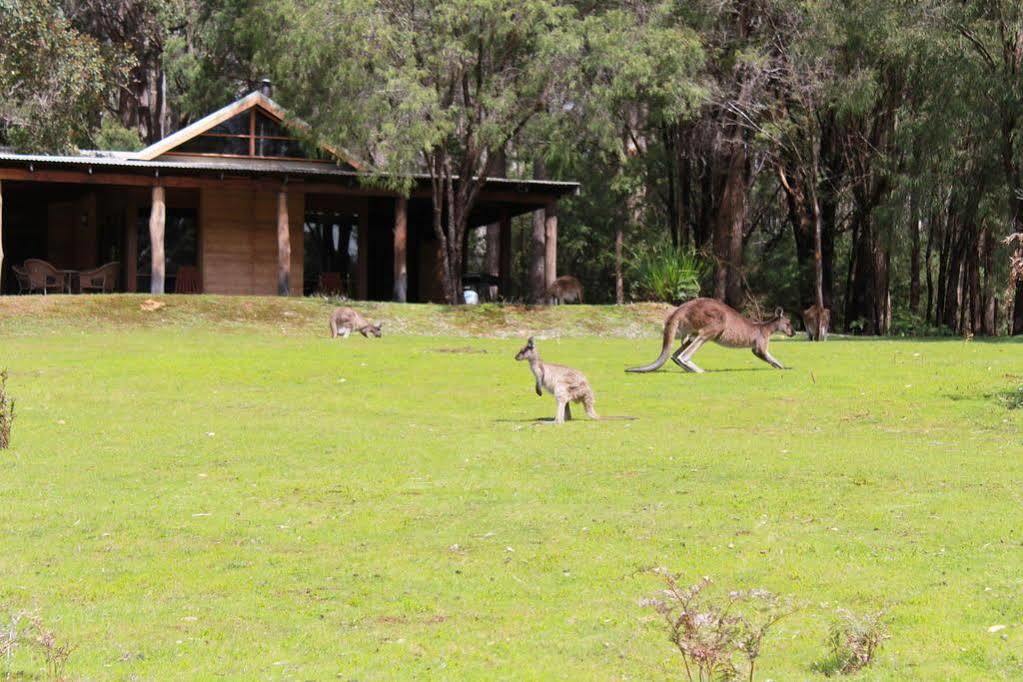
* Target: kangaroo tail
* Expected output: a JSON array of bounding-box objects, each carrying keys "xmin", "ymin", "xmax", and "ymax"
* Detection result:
[{"xmin": 627, "ymin": 314, "xmax": 679, "ymax": 373}]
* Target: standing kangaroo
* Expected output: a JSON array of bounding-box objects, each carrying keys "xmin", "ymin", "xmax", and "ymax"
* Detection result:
[
  {"xmin": 329, "ymin": 307, "xmax": 382, "ymax": 339},
  {"xmin": 802, "ymin": 304, "xmax": 830, "ymax": 341},
  {"xmin": 545, "ymin": 275, "xmax": 584, "ymax": 305},
  {"xmin": 627, "ymin": 298, "xmax": 795, "ymax": 373},
  {"xmin": 515, "ymin": 337, "xmax": 598, "ymax": 423}
]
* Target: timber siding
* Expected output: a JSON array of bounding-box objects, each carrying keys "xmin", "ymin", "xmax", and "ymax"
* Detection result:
[{"xmin": 200, "ymin": 187, "xmax": 304, "ymax": 296}]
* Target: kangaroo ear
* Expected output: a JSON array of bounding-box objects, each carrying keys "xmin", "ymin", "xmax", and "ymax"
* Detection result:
[
  {"xmin": 526, "ymin": 336, "xmax": 535, "ymax": 347},
  {"xmin": 774, "ymin": 307, "xmax": 784, "ymax": 318},
  {"xmin": 376, "ymin": 321, "xmax": 383, "ymax": 328}
]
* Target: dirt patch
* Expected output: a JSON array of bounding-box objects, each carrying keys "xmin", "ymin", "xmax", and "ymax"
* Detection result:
[{"xmin": 0, "ymin": 295, "xmax": 670, "ymax": 339}]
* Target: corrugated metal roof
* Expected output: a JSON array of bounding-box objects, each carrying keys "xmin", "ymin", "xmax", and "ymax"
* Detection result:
[{"xmin": 0, "ymin": 149, "xmax": 579, "ymax": 194}]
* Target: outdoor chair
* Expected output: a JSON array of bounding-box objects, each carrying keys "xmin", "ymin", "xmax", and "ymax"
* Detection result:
[
  {"xmin": 23, "ymin": 259, "xmax": 65, "ymax": 294},
  {"xmin": 11, "ymin": 264, "xmax": 32, "ymax": 294},
  {"xmin": 317, "ymin": 272, "xmax": 344, "ymax": 296},
  {"xmin": 174, "ymin": 265, "xmax": 202, "ymax": 294},
  {"xmin": 78, "ymin": 262, "xmax": 120, "ymax": 293}
]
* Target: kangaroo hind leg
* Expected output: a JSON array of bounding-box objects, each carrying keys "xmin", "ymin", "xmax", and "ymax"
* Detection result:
[
  {"xmin": 555, "ymin": 400, "xmax": 568, "ymax": 424},
  {"xmin": 677, "ymin": 335, "xmax": 709, "ymax": 373}
]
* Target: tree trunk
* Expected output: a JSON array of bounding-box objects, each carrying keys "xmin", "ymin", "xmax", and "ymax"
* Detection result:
[
  {"xmin": 714, "ymin": 138, "xmax": 746, "ymax": 307},
  {"xmin": 530, "ymin": 160, "xmax": 548, "ymax": 303},
  {"xmin": 981, "ymin": 225, "xmax": 996, "ymax": 335},
  {"xmin": 614, "ymin": 225, "xmax": 625, "ymax": 304},
  {"xmin": 394, "ymin": 196, "xmax": 408, "ymax": 302},
  {"xmin": 544, "ymin": 202, "xmax": 558, "ymax": 290},
  {"xmin": 780, "ymin": 167, "xmax": 814, "ymax": 310},
  {"xmin": 148, "ymin": 185, "xmax": 165, "ymax": 294},
  {"xmin": 276, "ymin": 189, "xmax": 291, "ymax": 296},
  {"xmin": 925, "ymin": 210, "xmax": 936, "ymax": 324},
  {"xmin": 909, "ymin": 195, "xmax": 921, "ymax": 315}
]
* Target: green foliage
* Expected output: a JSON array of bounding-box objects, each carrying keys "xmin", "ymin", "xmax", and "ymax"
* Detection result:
[
  {"xmin": 814, "ymin": 609, "xmax": 890, "ymax": 676},
  {"xmin": 0, "ymin": 0, "xmax": 127, "ymax": 152},
  {"xmin": 628, "ymin": 245, "xmax": 707, "ymax": 304},
  {"xmin": 91, "ymin": 115, "xmax": 143, "ymax": 151}
]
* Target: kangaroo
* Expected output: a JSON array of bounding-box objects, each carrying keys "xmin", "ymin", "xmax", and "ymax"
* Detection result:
[
  {"xmin": 545, "ymin": 275, "xmax": 584, "ymax": 305},
  {"xmin": 515, "ymin": 337, "xmax": 598, "ymax": 424},
  {"xmin": 329, "ymin": 307, "xmax": 382, "ymax": 339},
  {"xmin": 802, "ymin": 304, "xmax": 830, "ymax": 341},
  {"xmin": 627, "ymin": 298, "xmax": 795, "ymax": 373}
]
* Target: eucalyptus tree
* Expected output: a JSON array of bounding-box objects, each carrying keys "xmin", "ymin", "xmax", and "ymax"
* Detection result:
[
  {"xmin": 929, "ymin": 1, "xmax": 1023, "ymax": 333},
  {"xmin": 545, "ymin": 1, "xmax": 705, "ymax": 303},
  {"xmin": 0, "ymin": 0, "xmax": 119, "ymax": 152},
  {"xmin": 264, "ymin": 0, "xmax": 587, "ymax": 304}
]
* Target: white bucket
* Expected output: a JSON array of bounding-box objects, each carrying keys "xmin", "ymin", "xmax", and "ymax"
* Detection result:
[{"xmin": 462, "ymin": 288, "xmax": 479, "ymax": 305}]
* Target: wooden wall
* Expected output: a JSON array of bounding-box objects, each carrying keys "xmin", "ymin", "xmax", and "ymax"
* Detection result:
[{"xmin": 200, "ymin": 187, "xmax": 304, "ymax": 296}]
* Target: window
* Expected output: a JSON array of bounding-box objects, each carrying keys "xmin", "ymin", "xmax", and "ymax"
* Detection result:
[{"xmin": 168, "ymin": 109, "xmax": 315, "ymax": 160}]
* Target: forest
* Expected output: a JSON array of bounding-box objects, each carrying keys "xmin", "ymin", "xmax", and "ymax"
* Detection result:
[{"xmin": 3, "ymin": 0, "xmax": 1023, "ymax": 335}]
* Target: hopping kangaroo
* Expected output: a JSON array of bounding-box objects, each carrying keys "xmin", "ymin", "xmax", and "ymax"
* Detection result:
[
  {"xmin": 515, "ymin": 337, "xmax": 598, "ymax": 424},
  {"xmin": 545, "ymin": 275, "xmax": 584, "ymax": 305},
  {"xmin": 627, "ymin": 298, "xmax": 795, "ymax": 373},
  {"xmin": 329, "ymin": 307, "xmax": 382, "ymax": 339}
]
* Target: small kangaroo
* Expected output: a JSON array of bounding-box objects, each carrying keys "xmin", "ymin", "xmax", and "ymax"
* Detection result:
[
  {"xmin": 545, "ymin": 275, "xmax": 584, "ymax": 305},
  {"xmin": 515, "ymin": 337, "xmax": 598, "ymax": 424},
  {"xmin": 801, "ymin": 304, "xmax": 830, "ymax": 341},
  {"xmin": 627, "ymin": 298, "xmax": 795, "ymax": 373},
  {"xmin": 329, "ymin": 307, "xmax": 382, "ymax": 339}
]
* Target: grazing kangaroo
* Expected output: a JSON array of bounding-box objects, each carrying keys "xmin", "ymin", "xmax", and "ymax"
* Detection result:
[
  {"xmin": 627, "ymin": 298, "xmax": 795, "ymax": 373},
  {"xmin": 802, "ymin": 304, "xmax": 830, "ymax": 341},
  {"xmin": 515, "ymin": 337, "xmax": 598, "ymax": 424},
  {"xmin": 329, "ymin": 307, "xmax": 382, "ymax": 339},
  {"xmin": 545, "ymin": 275, "xmax": 584, "ymax": 305}
]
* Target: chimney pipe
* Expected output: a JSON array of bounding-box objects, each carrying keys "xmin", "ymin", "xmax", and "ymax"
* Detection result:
[{"xmin": 260, "ymin": 79, "xmax": 273, "ymax": 98}]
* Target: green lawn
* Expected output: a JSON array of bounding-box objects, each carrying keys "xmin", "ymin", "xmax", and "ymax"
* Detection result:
[{"xmin": 1, "ymin": 297, "xmax": 1021, "ymax": 679}]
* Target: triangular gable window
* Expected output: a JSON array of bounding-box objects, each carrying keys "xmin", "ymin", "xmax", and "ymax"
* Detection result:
[{"xmin": 168, "ymin": 108, "xmax": 317, "ymax": 160}]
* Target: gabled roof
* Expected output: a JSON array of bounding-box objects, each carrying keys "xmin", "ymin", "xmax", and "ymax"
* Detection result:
[{"xmin": 134, "ymin": 91, "xmax": 365, "ymax": 171}]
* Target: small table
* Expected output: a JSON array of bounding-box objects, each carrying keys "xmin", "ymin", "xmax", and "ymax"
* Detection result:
[{"xmin": 58, "ymin": 270, "xmax": 78, "ymax": 294}]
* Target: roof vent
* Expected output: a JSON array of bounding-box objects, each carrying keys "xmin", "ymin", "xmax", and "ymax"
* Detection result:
[{"xmin": 259, "ymin": 79, "xmax": 273, "ymax": 98}]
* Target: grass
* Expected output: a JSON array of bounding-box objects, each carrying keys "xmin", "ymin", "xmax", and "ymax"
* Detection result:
[{"xmin": 1, "ymin": 295, "xmax": 1022, "ymax": 679}]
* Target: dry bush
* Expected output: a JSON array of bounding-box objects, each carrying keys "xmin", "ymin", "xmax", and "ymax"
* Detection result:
[
  {"xmin": 642, "ymin": 569, "xmax": 793, "ymax": 682},
  {"xmin": 1, "ymin": 607, "xmax": 74, "ymax": 681},
  {"xmin": 0, "ymin": 369, "xmax": 13, "ymax": 449},
  {"xmin": 814, "ymin": 608, "xmax": 889, "ymax": 676}
]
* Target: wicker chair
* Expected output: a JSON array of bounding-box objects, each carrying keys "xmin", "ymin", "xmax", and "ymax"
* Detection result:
[
  {"xmin": 317, "ymin": 272, "xmax": 344, "ymax": 296},
  {"xmin": 77, "ymin": 262, "xmax": 120, "ymax": 293},
  {"xmin": 174, "ymin": 265, "xmax": 202, "ymax": 294},
  {"xmin": 11, "ymin": 264, "xmax": 32, "ymax": 294},
  {"xmin": 23, "ymin": 259, "xmax": 65, "ymax": 294}
]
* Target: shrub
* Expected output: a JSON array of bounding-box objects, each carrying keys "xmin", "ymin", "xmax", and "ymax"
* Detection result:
[
  {"xmin": 629, "ymin": 246, "xmax": 707, "ymax": 304},
  {"xmin": 1002, "ymin": 384, "xmax": 1023, "ymax": 410},
  {"xmin": 1, "ymin": 607, "xmax": 74, "ymax": 681},
  {"xmin": 814, "ymin": 609, "xmax": 889, "ymax": 676},
  {"xmin": 0, "ymin": 369, "xmax": 13, "ymax": 450},
  {"xmin": 642, "ymin": 570, "xmax": 792, "ymax": 682}
]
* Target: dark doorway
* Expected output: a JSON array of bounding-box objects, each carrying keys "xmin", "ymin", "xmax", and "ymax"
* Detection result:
[
  {"xmin": 135, "ymin": 208, "xmax": 198, "ymax": 293},
  {"xmin": 303, "ymin": 208, "xmax": 359, "ymax": 296}
]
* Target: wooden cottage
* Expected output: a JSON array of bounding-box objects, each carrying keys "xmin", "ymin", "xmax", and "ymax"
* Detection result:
[{"xmin": 0, "ymin": 87, "xmax": 577, "ymax": 301}]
